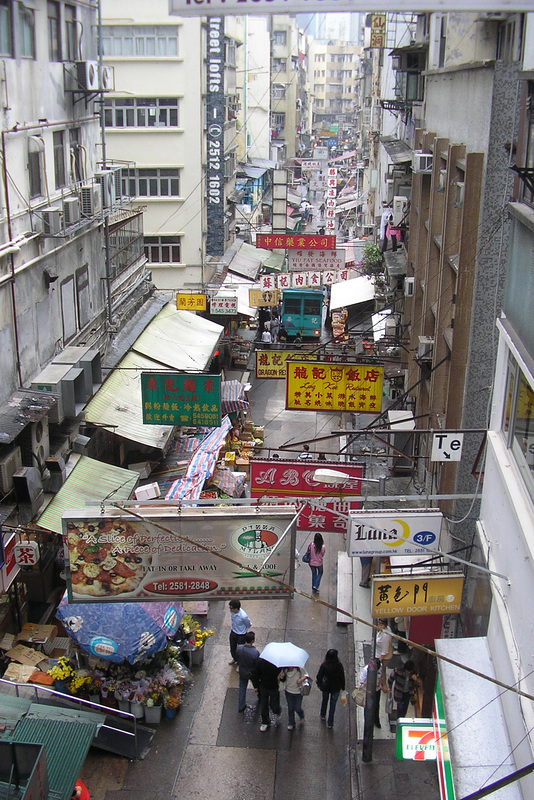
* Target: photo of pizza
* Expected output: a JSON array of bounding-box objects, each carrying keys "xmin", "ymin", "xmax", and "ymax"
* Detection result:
[{"xmin": 65, "ymin": 518, "xmax": 152, "ymax": 598}]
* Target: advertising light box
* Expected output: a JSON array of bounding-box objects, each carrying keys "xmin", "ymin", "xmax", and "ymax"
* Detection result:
[
  {"xmin": 62, "ymin": 506, "xmax": 296, "ymax": 603},
  {"xmin": 371, "ymin": 574, "xmax": 464, "ymax": 618},
  {"xmin": 348, "ymin": 510, "xmax": 443, "ymax": 557}
]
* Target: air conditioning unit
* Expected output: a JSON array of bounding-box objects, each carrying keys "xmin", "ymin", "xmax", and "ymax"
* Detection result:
[
  {"xmin": 385, "ymin": 178, "xmax": 394, "ymax": 202},
  {"xmin": 63, "ymin": 196, "xmax": 80, "ymax": 226},
  {"xmin": 404, "ymin": 277, "xmax": 415, "ymax": 297},
  {"xmin": 454, "ymin": 181, "xmax": 465, "ymax": 206},
  {"xmin": 19, "ymin": 417, "xmax": 50, "ymax": 469},
  {"xmin": 12, "ymin": 466, "xmax": 43, "ymax": 519},
  {"xmin": 438, "ymin": 169, "xmax": 447, "ymax": 192},
  {"xmin": 109, "ymin": 165, "xmax": 123, "ymax": 202},
  {"xmin": 76, "ymin": 60, "xmax": 99, "ymax": 91},
  {"xmin": 80, "ymin": 183, "xmax": 101, "ymax": 217},
  {"xmin": 96, "ymin": 170, "xmax": 115, "ymax": 208},
  {"xmin": 412, "ymin": 152, "xmax": 433, "ymax": 173},
  {"xmin": 385, "ymin": 316, "xmax": 397, "ymax": 336},
  {"xmin": 0, "ymin": 446, "xmax": 22, "ymax": 493},
  {"xmin": 99, "ymin": 65, "xmax": 114, "ymax": 91},
  {"xmin": 42, "ymin": 207, "xmax": 62, "ymax": 236},
  {"xmin": 417, "ymin": 335, "xmax": 434, "ymax": 361},
  {"xmin": 392, "ymin": 195, "xmax": 408, "ymax": 225}
]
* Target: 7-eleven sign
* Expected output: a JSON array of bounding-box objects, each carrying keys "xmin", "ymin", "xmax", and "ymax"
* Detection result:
[{"xmin": 395, "ymin": 718, "xmax": 437, "ymax": 761}]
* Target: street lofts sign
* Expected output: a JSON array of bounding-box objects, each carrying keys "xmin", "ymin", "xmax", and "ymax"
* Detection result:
[
  {"xmin": 62, "ymin": 506, "xmax": 296, "ymax": 602},
  {"xmin": 206, "ymin": 16, "xmax": 225, "ymax": 257}
]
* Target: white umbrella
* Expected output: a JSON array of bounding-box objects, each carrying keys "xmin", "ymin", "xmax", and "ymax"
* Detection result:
[{"xmin": 260, "ymin": 641, "xmax": 309, "ymax": 669}]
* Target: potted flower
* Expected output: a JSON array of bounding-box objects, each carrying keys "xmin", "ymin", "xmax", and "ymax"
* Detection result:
[
  {"xmin": 69, "ymin": 671, "xmax": 93, "ymax": 699},
  {"xmin": 163, "ymin": 690, "xmax": 181, "ymax": 719},
  {"xmin": 47, "ymin": 656, "xmax": 76, "ymax": 693},
  {"xmin": 143, "ymin": 684, "xmax": 164, "ymax": 724}
]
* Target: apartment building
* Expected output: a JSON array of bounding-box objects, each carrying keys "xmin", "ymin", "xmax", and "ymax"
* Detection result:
[
  {"xmin": 309, "ymin": 39, "xmax": 360, "ymax": 142},
  {"xmin": 270, "ymin": 15, "xmax": 303, "ymax": 161}
]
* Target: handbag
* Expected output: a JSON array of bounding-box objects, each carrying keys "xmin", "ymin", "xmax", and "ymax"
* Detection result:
[
  {"xmin": 302, "ymin": 545, "xmax": 311, "ymax": 564},
  {"xmin": 351, "ymin": 686, "xmax": 366, "ymax": 707},
  {"xmin": 299, "ymin": 676, "xmax": 312, "ymax": 696},
  {"xmin": 385, "ymin": 690, "xmax": 394, "ymax": 716}
]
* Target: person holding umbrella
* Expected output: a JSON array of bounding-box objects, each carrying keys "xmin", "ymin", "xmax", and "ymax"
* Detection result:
[
  {"xmin": 252, "ymin": 641, "xmax": 310, "ymax": 732},
  {"xmin": 316, "ymin": 648, "xmax": 345, "ymax": 728}
]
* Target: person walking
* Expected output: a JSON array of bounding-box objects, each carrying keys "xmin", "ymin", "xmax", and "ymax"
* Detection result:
[
  {"xmin": 235, "ymin": 631, "xmax": 260, "ymax": 712},
  {"xmin": 359, "ymin": 556, "xmax": 373, "ymax": 588},
  {"xmin": 251, "ymin": 657, "xmax": 283, "ymax": 732},
  {"xmin": 298, "ymin": 443, "xmax": 313, "ymax": 461},
  {"xmin": 228, "ymin": 599, "xmax": 251, "ymax": 665},
  {"xmin": 307, "ymin": 532, "xmax": 325, "ymax": 593},
  {"xmin": 388, "ymin": 659, "xmax": 417, "ymax": 721},
  {"xmin": 376, "ymin": 618, "xmax": 394, "ymax": 689},
  {"xmin": 281, "ymin": 666, "xmax": 308, "ymax": 730},
  {"xmin": 319, "ymin": 201, "xmax": 325, "ymax": 218},
  {"xmin": 270, "ymin": 316, "xmax": 280, "ymax": 343},
  {"xmin": 316, "ymin": 648, "xmax": 345, "ymax": 728},
  {"xmin": 359, "ymin": 658, "xmax": 383, "ymax": 728},
  {"xmin": 278, "ymin": 323, "xmax": 288, "ymax": 343}
]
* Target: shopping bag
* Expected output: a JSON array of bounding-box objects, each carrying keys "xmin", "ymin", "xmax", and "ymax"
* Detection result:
[
  {"xmin": 351, "ymin": 686, "xmax": 366, "ymax": 707},
  {"xmin": 340, "ymin": 690, "xmax": 348, "ymax": 706}
]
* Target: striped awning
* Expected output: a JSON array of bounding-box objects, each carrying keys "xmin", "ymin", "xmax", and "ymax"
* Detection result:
[
  {"xmin": 165, "ymin": 416, "xmax": 233, "ymax": 500},
  {"xmin": 36, "ymin": 456, "xmax": 138, "ymax": 534},
  {"xmin": 221, "ymin": 380, "xmax": 249, "ymax": 415},
  {"xmin": 210, "ymin": 467, "xmax": 247, "ymax": 497}
]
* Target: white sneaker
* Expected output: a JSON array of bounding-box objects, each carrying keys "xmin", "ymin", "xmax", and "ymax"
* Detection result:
[
  {"xmin": 287, "ymin": 725, "xmax": 294, "ymax": 731},
  {"xmin": 260, "ymin": 724, "xmax": 269, "ymax": 732}
]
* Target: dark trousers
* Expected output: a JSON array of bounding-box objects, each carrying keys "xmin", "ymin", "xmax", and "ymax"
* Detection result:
[
  {"xmin": 229, "ymin": 631, "xmax": 246, "ymax": 661},
  {"xmin": 259, "ymin": 687, "xmax": 281, "ymax": 725}
]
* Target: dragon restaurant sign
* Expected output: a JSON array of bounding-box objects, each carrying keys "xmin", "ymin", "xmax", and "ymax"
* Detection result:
[
  {"xmin": 62, "ymin": 506, "xmax": 296, "ymax": 603},
  {"xmin": 250, "ymin": 459, "xmax": 364, "ymax": 535}
]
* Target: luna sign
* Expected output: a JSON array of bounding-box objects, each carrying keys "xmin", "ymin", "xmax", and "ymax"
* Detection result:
[{"xmin": 347, "ymin": 510, "xmax": 443, "ymax": 557}]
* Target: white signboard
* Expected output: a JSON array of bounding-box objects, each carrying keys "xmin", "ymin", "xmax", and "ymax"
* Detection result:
[
  {"xmin": 210, "ymin": 296, "xmax": 238, "ymax": 315},
  {"xmin": 301, "ymin": 160, "xmax": 322, "ymax": 170},
  {"xmin": 288, "ymin": 249, "xmax": 346, "ymax": 272},
  {"xmin": 431, "ymin": 433, "xmax": 464, "ymax": 462},
  {"xmin": 169, "ymin": 0, "xmax": 525, "ymax": 15},
  {"xmin": 347, "ymin": 510, "xmax": 443, "ymax": 557},
  {"xmin": 313, "ymin": 147, "xmax": 329, "ymax": 160}
]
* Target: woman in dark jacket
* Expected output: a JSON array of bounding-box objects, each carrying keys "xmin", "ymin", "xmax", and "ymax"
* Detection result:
[{"xmin": 316, "ymin": 648, "xmax": 345, "ymax": 728}]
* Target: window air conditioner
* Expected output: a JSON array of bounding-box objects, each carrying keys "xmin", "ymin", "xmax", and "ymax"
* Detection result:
[
  {"xmin": 63, "ymin": 196, "xmax": 80, "ymax": 226},
  {"xmin": 80, "ymin": 183, "xmax": 101, "ymax": 217},
  {"xmin": 19, "ymin": 417, "xmax": 50, "ymax": 469},
  {"xmin": 76, "ymin": 61, "xmax": 99, "ymax": 91},
  {"xmin": 42, "ymin": 207, "xmax": 62, "ymax": 236},
  {"xmin": 109, "ymin": 165, "xmax": 123, "ymax": 202},
  {"xmin": 99, "ymin": 65, "xmax": 114, "ymax": 91},
  {"xmin": 12, "ymin": 466, "xmax": 43, "ymax": 514},
  {"xmin": 404, "ymin": 277, "xmax": 415, "ymax": 297},
  {"xmin": 412, "ymin": 152, "xmax": 433, "ymax": 173},
  {"xmin": 417, "ymin": 335, "xmax": 434, "ymax": 361},
  {"xmin": 392, "ymin": 195, "xmax": 408, "ymax": 225},
  {"xmin": 95, "ymin": 170, "xmax": 115, "ymax": 208},
  {"xmin": 0, "ymin": 446, "xmax": 22, "ymax": 493},
  {"xmin": 454, "ymin": 181, "xmax": 465, "ymax": 206}
]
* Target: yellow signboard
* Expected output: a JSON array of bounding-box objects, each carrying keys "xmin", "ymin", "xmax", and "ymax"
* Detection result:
[
  {"xmin": 370, "ymin": 13, "xmax": 387, "ymax": 48},
  {"xmin": 286, "ymin": 361, "xmax": 383, "ymax": 413},
  {"xmin": 371, "ymin": 574, "xmax": 464, "ymax": 618},
  {"xmin": 249, "ymin": 289, "xmax": 281, "ymax": 308},
  {"xmin": 176, "ymin": 293, "xmax": 207, "ymax": 311},
  {"xmin": 256, "ymin": 349, "xmax": 317, "ymax": 379}
]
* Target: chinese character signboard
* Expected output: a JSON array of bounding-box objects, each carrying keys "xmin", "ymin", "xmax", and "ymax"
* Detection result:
[
  {"xmin": 301, "ymin": 160, "xmax": 322, "ymax": 170},
  {"xmin": 256, "ymin": 350, "xmax": 317, "ymax": 379},
  {"xmin": 249, "ymin": 288, "xmax": 281, "ymax": 307},
  {"xmin": 141, "ymin": 372, "xmax": 221, "ymax": 426},
  {"xmin": 210, "ymin": 296, "xmax": 238, "ymax": 315},
  {"xmin": 14, "ymin": 541, "xmax": 39, "ymax": 567},
  {"xmin": 371, "ymin": 574, "xmax": 464, "ymax": 618},
  {"xmin": 62, "ymin": 507, "xmax": 296, "ymax": 602},
  {"xmin": 395, "ymin": 720, "xmax": 437, "ymax": 761},
  {"xmin": 205, "ymin": 16, "xmax": 225, "ymax": 256},
  {"xmin": 287, "ymin": 249, "xmax": 346, "ymax": 272},
  {"xmin": 250, "ymin": 459, "xmax": 364, "ymax": 534},
  {"xmin": 256, "ymin": 233, "xmax": 336, "ymax": 250},
  {"xmin": 370, "ymin": 13, "xmax": 387, "ymax": 48},
  {"xmin": 348, "ymin": 510, "xmax": 443, "ymax": 557},
  {"xmin": 176, "ymin": 293, "xmax": 207, "ymax": 311},
  {"xmin": 286, "ymin": 361, "xmax": 383, "ymax": 414}
]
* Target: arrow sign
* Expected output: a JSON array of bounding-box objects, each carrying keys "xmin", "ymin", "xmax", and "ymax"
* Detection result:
[{"xmin": 431, "ymin": 433, "xmax": 464, "ymax": 462}]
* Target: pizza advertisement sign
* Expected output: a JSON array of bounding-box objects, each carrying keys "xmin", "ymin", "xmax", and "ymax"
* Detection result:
[
  {"xmin": 62, "ymin": 506, "xmax": 296, "ymax": 603},
  {"xmin": 250, "ymin": 459, "xmax": 364, "ymax": 534},
  {"xmin": 141, "ymin": 372, "xmax": 221, "ymax": 427},
  {"xmin": 286, "ymin": 361, "xmax": 383, "ymax": 414}
]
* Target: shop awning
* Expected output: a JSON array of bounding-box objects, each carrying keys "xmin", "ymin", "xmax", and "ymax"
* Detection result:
[
  {"xmin": 330, "ymin": 276, "xmax": 374, "ymax": 311},
  {"xmin": 228, "ymin": 241, "xmax": 266, "ymax": 281},
  {"xmin": 166, "ymin": 416, "xmax": 232, "ymax": 500},
  {"xmin": 221, "ymin": 380, "xmax": 250, "ymax": 414},
  {"xmin": 329, "ymin": 150, "xmax": 357, "ymax": 163},
  {"xmin": 217, "ymin": 274, "xmax": 256, "ymax": 317},
  {"xmin": 380, "ymin": 136, "xmax": 413, "ymax": 165},
  {"xmin": 35, "ymin": 455, "xmax": 138, "ymax": 534},
  {"xmin": 435, "ymin": 637, "xmax": 522, "ymax": 800}
]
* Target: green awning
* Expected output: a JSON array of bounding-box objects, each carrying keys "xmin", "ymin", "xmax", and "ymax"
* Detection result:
[{"xmin": 36, "ymin": 455, "xmax": 138, "ymax": 534}]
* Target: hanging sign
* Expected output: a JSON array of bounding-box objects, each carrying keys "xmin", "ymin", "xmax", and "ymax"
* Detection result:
[
  {"xmin": 287, "ymin": 249, "xmax": 346, "ymax": 272},
  {"xmin": 395, "ymin": 719, "xmax": 438, "ymax": 761},
  {"xmin": 210, "ymin": 296, "xmax": 238, "ymax": 315},
  {"xmin": 255, "ymin": 350, "xmax": 317, "ymax": 379},
  {"xmin": 249, "ymin": 288, "xmax": 281, "ymax": 307},
  {"xmin": 141, "ymin": 372, "xmax": 221, "ymax": 427},
  {"xmin": 176, "ymin": 293, "xmax": 207, "ymax": 311},
  {"xmin": 256, "ymin": 233, "xmax": 336, "ymax": 250},
  {"xmin": 348, "ymin": 510, "xmax": 443, "ymax": 557},
  {"xmin": 205, "ymin": 16, "xmax": 225, "ymax": 256},
  {"xmin": 370, "ymin": 13, "xmax": 387, "ymax": 48},
  {"xmin": 371, "ymin": 574, "xmax": 465, "ymax": 618},
  {"xmin": 286, "ymin": 361, "xmax": 383, "ymax": 414},
  {"xmin": 14, "ymin": 540, "xmax": 39, "ymax": 567}
]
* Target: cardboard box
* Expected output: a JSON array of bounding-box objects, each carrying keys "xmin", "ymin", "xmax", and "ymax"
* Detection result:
[
  {"xmin": 17, "ymin": 623, "xmax": 58, "ymax": 645},
  {"xmin": 134, "ymin": 482, "xmax": 161, "ymax": 501},
  {"xmin": 3, "ymin": 662, "xmax": 36, "ymax": 683},
  {"xmin": 6, "ymin": 644, "xmax": 49, "ymax": 669}
]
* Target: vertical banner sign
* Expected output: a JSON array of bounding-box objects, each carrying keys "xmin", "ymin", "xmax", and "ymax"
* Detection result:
[
  {"xmin": 370, "ymin": 14, "xmax": 387, "ymax": 48},
  {"xmin": 206, "ymin": 16, "xmax": 225, "ymax": 257}
]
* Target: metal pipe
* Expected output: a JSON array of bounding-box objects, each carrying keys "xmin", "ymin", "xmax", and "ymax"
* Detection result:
[{"xmin": 1, "ymin": 129, "xmax": 23, "ymax": 386}]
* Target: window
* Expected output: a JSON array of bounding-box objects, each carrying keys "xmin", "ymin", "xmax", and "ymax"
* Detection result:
[
  {"xmin": 101, "ymin": 26, "xmax": 178, "ymax": 57},
  {"xmin": 503, "ymin": 356, "xmax": 534, "ymax": 500},
  {"xmin": 53, "ymin": 130, "xmax": 66, "ymax": 188},
  {"xmin": 224, "ymin": 151, "xmax": 235, "ymax": 180},
  {"xmin": 65, "ymin": 4, "xmax": 78, "ymax": 61},
  {"xmin": 272, "ymin": 84, "xmax": 286, "ymax": 99},
  {"xmin": 0, "ymin": 1, "xmax": 13, "ymax": 56},
  {"xmin": 272, "ymin": 57, "xmax": 286, "ymax": 71},
  {"xmin": 144, "ymin": 236, "xmax": 181, "ymax": 264},
  {"xmin": 497, "ymin": 15, "xmax": 522, "ymax": 62},
  {"xmin": 225, "ymin": 37, "xmax": 235, "ymax": 66},
  {"xmin": 48, "ymin": 1, "xmax": 60, "ymax": 60},
  {"xmin": 104, "ymin": 98, "xmax": 179, "ymax": 128},
  {"xmin": 315, "ymin": 54, "xmax": 325, "ymax": 62},
  {"xmin": 271, "ymin": 112, "xmax": 285, "ymax": 128},
  {"xmin": 523, "ymin": 82, "xmax": 534, "ymax": 206},
  {"xmin": 272, "ymin": 31, "xmax": 286, "ymax": 46},
  {"xmin": 28, "ymin": 140, "xmax": 42, "ymax": 198},
  {"xmin": 18, "ymin": 3, "xmax": 35, "ymax": 58},
  {"xmin": 126, "ymin": 168, "xmax": 180, "ymax": 197}
]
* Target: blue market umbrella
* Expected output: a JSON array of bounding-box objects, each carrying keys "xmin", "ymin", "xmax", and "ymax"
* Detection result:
[{"xmin": 56, "ymin": 593, "xmax": 183, "ymax": 664}]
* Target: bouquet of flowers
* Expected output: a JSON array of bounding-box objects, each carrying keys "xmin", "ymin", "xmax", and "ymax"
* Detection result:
[
  {"xmin": 69, "ymin": 670, "xmax": 93, "ymax": 697},
  {"xmin": 163, "ymin": 688, "xmax": 181, "ymax": 709},
  {"xmin": 180, "ymin": 614, "xmax": 214, "ymax": 649},
  {"xmin": 47, "ymin": 656, "xmax": 76, "ymax": 685},
  {"xmin": 143, "ymin": 678, "xmax": 165, "ymax": 707}
]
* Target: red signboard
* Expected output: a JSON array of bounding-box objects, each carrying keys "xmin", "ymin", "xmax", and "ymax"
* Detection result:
[
  {"xmin": 250, "ymin": 459, "xmax": 364, "ymax": 534},
  {"xmin": 256, "ymin": 233, "xmax": 336, "ymax": 250}
]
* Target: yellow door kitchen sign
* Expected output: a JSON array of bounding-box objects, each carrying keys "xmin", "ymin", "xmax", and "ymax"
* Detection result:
[
  {"xmin": 285, "ymin": 361, "xmax": 383, "ymax": 413},
  {"xmin": 371, "ymin": 574, "xmax": 464, "ymax": 617}
]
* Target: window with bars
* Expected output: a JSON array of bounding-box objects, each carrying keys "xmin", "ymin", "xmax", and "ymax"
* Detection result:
[
  {"xmin": 272, "ymin": 31, "xmax": 287, "ymax": 46},
  {"xmin": 125, "ymin": 168, "xmax": 180, "ymax": 197},
  {"xmin": 104, "ymin": 98, "xmax": 179, "ymax": 128},
  {"xmin": 144, "ymin": 236, "xmax": 181, "ymax": 264},
  {"xmin": 271, "ymin": 112, "xmax": 285, "ymax": 128},
  {"xmin": 272, "ymin": 84, "xmax": 286, "ymax": 99},
  {"xmin": 101, "ymin": 25, "xmax": 178, "ymax": 57}
]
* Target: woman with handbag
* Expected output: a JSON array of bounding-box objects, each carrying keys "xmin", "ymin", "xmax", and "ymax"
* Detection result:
[
  {"xmin": 281, "ymin": 666, "xmax": 309, "ymax": 730},
  {"xmin": 316, "ymin": 648, "xmax": 345, "ymax": 728},
  {"xmin": 305, "ymin": 533, "xmax": 325, "ymax": 593}
]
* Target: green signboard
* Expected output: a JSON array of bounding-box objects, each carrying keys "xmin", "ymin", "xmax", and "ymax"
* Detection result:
[{"xmin": 141, "ymin": 372, "xmax": 221, "ymax": 427}]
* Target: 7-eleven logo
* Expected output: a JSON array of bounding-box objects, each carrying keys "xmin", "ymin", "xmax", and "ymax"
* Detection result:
[{"xmin": 396, "ymin": 720, "xmax": 438, "ymax": 761}]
